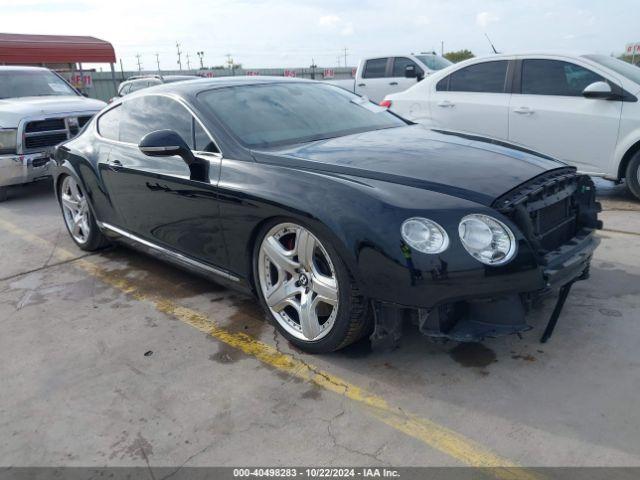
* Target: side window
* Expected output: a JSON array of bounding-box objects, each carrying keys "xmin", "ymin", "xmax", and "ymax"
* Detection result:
[
  {"xmin": 392, "ymin": 57, "xmax": 423, "ymax": 78},
  {"xmin": 193, "ymin": 120, "xmax": 217, "ymax": 152},
  {"xmin": 119, "ymin": 95, "xmax": 193, "ymax": 146},
  {"xmin": 436, "ymin": 76, "xmax": 449, "ymax": 91},
  {"xmin": 118, "ymin": 84, "xmax": 130, "ymax": 96},
  {"xmin": 363, "ymin": 58, "xmax": 389, "ymax": 79},
  {"xmin": 128, "ymin": 81, "xmax": 147, "ymax": 93},
  {"xmin": 97, "ymin": 106, "xmax": 121, "ymax": 140},
  {"xmin": 521, "ymin": 59, "xmax": 604, "ymax": 96},
  {"xmin": 448, "ymin": 61, "xmax": 508, "ymax": 93}
]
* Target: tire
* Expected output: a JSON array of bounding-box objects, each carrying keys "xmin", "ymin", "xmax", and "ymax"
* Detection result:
[
  {"xmin": 626, "ymin": 151, "xmax": 640, "ymax": 201},
  {"xmin": 0, "ymin": 187, "xmax": 8, "ymax": 202},
  {"xmin": 57, "ymin": 175, "xmax": 110, "ymax": 251},
  {"xmin": 253, "ymin": 219, "xmax": 371, "ymax": 353}
]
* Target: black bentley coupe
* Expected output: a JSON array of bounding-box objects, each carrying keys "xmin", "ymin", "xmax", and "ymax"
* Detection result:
[{"xmin": 53, "ymin": 77, "xmax": 601, "ymax": 353}]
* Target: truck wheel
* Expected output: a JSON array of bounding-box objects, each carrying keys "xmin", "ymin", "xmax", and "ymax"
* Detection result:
[
  {"xmin": 253, "ymin": 219, "xmax": 371, "ymax": 353},
  {"xmin": 626, "ymin": 151, "xmax": 640, "ymax": 201},
  {"xmin": 0, "ymin": 187, "xmax": 7, "ymax": 202}
]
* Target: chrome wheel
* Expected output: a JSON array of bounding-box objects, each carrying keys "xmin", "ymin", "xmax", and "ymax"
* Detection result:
[
  {"xmin": 258, "ymin": 223, "xmax": 339, "ymax": 342},
  {"xmin": 60, "ymin": 176, "xmax": 91, "ymax": 245}
]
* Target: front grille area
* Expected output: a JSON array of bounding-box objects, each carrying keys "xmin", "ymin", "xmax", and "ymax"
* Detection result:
[
  {"xmin": 24, "ymin": 132, "xmax": 69, "ymax": 150},
  {"xmin": 22, "ymin": 114, "xmax": 95, "ymax": 153},
  {"xmin": 494, "ymin": 168, "xmax": 601, "ymax": 262},
  {"xmin": 25, "ymin": 118, "xmax": 66, "ymax": 133}
]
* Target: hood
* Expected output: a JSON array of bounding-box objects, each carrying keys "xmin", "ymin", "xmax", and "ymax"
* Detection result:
[
  {"xmin": 0, "ymin": 95, "xmax": 106, "ymax": 128},
  {"xmin": 253, "ymin": 125, "xmax": 568, "ymax": 206}
]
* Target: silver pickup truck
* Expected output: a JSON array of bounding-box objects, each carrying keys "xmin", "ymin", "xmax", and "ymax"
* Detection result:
[{"xmin": 0, "ymin": 66, "xmax": 105, "ymax": 201}]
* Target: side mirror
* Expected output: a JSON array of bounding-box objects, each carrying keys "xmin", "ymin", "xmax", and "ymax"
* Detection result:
[
  {"xmin": 139, "ymin": 129, "xmax": 209, "ymax": 182},
  {"xmin": 582, "ymin": 81, "xmax": 613, "ymax": 99},
  {"xmin": 404, "ymin": 65, "xmax": 417, "ymax": 78}
]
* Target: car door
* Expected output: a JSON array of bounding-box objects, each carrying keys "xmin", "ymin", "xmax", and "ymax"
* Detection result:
[
  {"xmin": 98, "ymin": 94, "xmax": 228, "ymax": 269},
  {"xmin": 428, "ymin": 59, "xmax": 511, "ymax": 140},
  {"xmin": 390, "ymin": 57, "xmax": 423, "ymax": 94},
  {"xmin": 357, "ymin": 57, "xmax": 392, "ymax": 103},
  {"xmin": 508, "ymin": 58, "xmax": 622, "ymax": 173}
]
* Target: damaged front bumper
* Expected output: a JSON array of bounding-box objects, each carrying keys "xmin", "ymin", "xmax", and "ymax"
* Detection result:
[
  {"xmin": 371, "ymin": 229, "xmax": 600, "ymax": 347},
  {"xmin": 0, "ymin": 152, "xmax": 53, "ymax": 188}
]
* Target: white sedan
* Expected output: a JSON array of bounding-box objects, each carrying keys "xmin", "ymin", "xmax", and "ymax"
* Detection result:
[{"xmin": 383, "ymin": 53, "xmax": 640, "ymax": 199}]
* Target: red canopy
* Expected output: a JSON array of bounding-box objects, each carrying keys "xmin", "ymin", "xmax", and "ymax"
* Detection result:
[{"xmin": 0, "ymin": 33, "xmax": 116, "ymax": 64}]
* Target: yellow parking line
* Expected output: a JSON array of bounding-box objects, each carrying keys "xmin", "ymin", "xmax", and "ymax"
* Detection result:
[{"xmin": 0, "ymin": 217, "xmax": 540, "ymax": 480}]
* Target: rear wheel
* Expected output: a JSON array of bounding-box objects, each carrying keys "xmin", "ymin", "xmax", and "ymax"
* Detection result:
[
  {"xmin": 253, "ymin": 220, "xmax": 371, "ymax": 353},
  {"xmin": 58, "ymin": 175, "xmax": 109, "ymax": 251},
  {"xmin": 626, "ymin": 151, "xmax": 640, "ymax": 201}
]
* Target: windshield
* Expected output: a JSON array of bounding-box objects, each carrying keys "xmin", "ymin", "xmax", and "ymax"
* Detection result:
[
  {"xmin": 583, "ymin": 54, "xmax": 640, "ymax": 85},
  {"xmin": 0, "ymin": 70, "xmax": 77, "ymax": 99},
  {"xmin": 416, "ymin": 55, "xmax": 452, "ymax": 71},
  {"xmin": 197, "ymin": 82, "xmax": 406, "ymax": 148}
]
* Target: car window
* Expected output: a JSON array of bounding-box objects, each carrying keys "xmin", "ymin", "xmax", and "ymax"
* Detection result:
[
  {"xmin": 392, "ymin": 57, "xmax": 423, "ymax": 77},
  {"xmin": 521, "ymin": 59, "xmax": 605, "ymax": 96},
  {"xmin": 193, "ymin": 119, "xmax": 216, "ymax": 152},
  {"xmin": 363, "ymin": 58, "xmax": 389, "ymax": 79},
  {"xmin": 128, "ymin": 81, "xmax": 148, "ymax": 93},
  {"xmin": 448, "ymin": 61, "xmax": 508, "ymax": 93},
  {"xmin": 436, "ymin": 76, "xmax": 449, "ymax": 91},
  {"xmin": 97, "ymin": 106, "xmax": 122, "ymax": 140},
  {"xmin": 584, "ymin": 54, "xmax": 640, "ymax": 85},
  {"xmin": 415, "ymin": 54, "xmax": 453, "ymax": 71},
  {"xmin": 197, "ymin": 82, "xmax": 405, "ymax": 148},
  {"xmin": 119, "ymin": 95, "xmax": 194, "ymax": 146},
  {"xmin": 118, "ymin": 83, "xmax": 130, "ymax": 96}
]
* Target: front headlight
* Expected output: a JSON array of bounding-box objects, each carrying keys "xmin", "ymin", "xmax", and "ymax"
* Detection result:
[
  {"xmin": 0, "ymin": 129, "xmax": 18, "ymax": 155},
  {"xmin": 401, "ymin": 217, "xmax": 449, "ymax": 254},
  {"xmin": 458, "ymin": 214, "xmax": 516, "ymax": 265}
]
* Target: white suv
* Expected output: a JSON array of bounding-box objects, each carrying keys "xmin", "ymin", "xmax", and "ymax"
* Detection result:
[{"xmin": 384, "ymin": 53, "xmax": 640, "ymax": 199}]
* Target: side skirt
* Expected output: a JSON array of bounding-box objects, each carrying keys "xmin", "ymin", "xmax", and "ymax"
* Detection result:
[{"xmin": 97, "ymin": 222, "xmax": 249, "ymax": 292}]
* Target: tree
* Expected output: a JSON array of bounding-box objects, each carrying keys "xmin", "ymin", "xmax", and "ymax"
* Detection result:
[{"xmin": 444, "ymin": 49, "xmax": 475, "ymax": 63}]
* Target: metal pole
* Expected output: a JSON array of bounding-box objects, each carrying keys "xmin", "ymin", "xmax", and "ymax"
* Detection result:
[
  {"xmin": 110, "ymin": 63, "xmax": 118, "ymax": 96},
  {"xmin": 119, "ymin": 59, "xmax": 125, "ymax": 80},
  {"xmin": 78, "ymin": 62, "xmax": 84, "ymax": 95}
]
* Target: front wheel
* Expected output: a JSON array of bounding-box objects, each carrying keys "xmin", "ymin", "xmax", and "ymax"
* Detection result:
[
  {"xmin": 625, "ymin": 151, "xmax": 640, "ymax": 201},
  {"xmin": 58, "ymin": 175, "xmax": 109, "ymax": 251},
  {"xmin": 253, "ymin": 220, "xmax": 371, "ymax": 353}
]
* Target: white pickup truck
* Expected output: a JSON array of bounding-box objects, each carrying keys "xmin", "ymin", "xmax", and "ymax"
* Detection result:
[
  {"xmin": 328, "ymin": 53, "xmax": 452, "ymax": 103},
  {"xmin": 0, "ymin": 66, "xmax": 105, "ymax": 201}
]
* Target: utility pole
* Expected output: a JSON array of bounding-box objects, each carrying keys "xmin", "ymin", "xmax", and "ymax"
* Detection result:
[
  {"xmin": 119, "ymin": 58, "xmax": 125, "ymax": 80},
  {"xmin": 342, "ymin": 47, "xmax": 348, "ymax": 67},
  {"xmin": 155, "ymin": 53, "xmax": 161, "ymax": 73},
  {"xmin": 197, "ymin": 51, "xmax": 205, "ymax": 69},
  {"xmin": 310, "ymin": 58, "xmax": 317, "ymax": 80},
  {"xmin": 176, "ymin": 42, "xmax": 183, "ymax": 71},
  {"xmin": 441, "ymin": 41, "xmax": 444, "ymax": 56},
  {"xmin": 135, "ymin": 53, "xmax": 142, "ymax": 72},
  {"xmin": 226, "ymin": 53, "xmax": 234, "ymax": 74},
  {"xmin": 186, "ymin": 53, "xmax": 191, "ymax": 71}
]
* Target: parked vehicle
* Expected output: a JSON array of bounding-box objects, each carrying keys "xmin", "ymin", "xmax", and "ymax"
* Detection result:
[
  {"xmin": 328, "ymin": 53, "xmax": 452, "ymax": 103},
  {"xmin": 110, "ymin": 74, "xmax": 199, "ymax": 102},
  {"xmin": 383, "ymin": 53, "xmax": 640, "ymax": 200},
  {"xmin": 0, "ymin": 66, "xmax": 105, "ymax": 201},
  {"xmin": 53, "ymin": 77, "xmax": 600, "ymax": 353}
]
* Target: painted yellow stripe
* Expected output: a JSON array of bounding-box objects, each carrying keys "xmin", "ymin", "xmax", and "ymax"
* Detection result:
[{"xmin": 0, "ymin": 217, "xmax": 540, "ymax": 480}]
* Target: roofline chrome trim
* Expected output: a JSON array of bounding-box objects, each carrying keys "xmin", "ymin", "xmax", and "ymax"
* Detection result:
[{"xmin": 98, "ymin": 222, "xmax": 239, "ymax": 282}]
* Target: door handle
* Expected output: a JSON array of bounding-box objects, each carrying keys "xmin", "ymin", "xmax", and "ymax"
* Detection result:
[
  {"xmin": 111, "ymin": 159, "xmax": 123, "ymax": 166},
  {"xmin": 389, "ymin": 81, "xmax": 398, "ymax": 86},
  {"xmin": 107, "ymin": 159, "xmax": 123, "ymax": 171},
  {"xmin": 437, "ymin": 100, "xmax": 455, "ymax": 108},
  {"xmin": 514, "ymin": 107, "xmax": 534, "ymax": 115},
  {"xmin": 357, "ymin": 83, "xmax": 366, "ymax": 87}
]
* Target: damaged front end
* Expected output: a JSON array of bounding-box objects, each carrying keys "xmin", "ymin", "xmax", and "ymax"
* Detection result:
[{"xmin": 371, "ymin": 169, "xmax": 602, "ymax": 348}]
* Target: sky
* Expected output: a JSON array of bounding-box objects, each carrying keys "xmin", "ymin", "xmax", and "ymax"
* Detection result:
[{"xmin": 0, "ymin": 0, "xmax": 637, "ymax": 71}]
